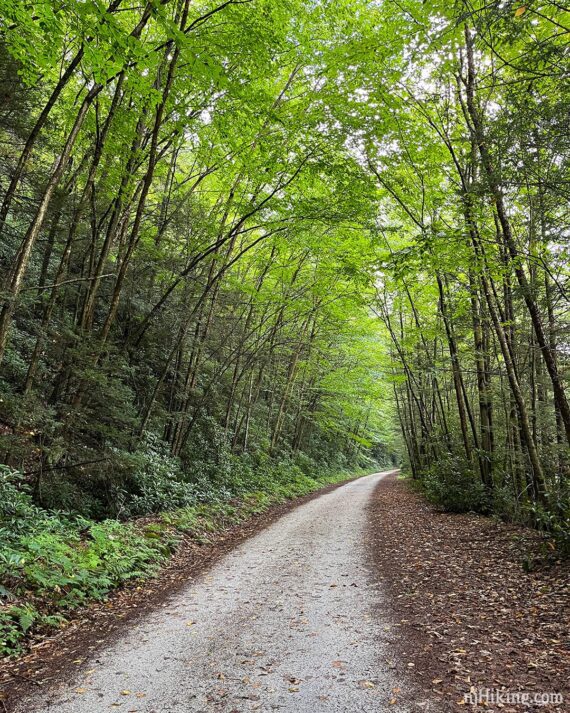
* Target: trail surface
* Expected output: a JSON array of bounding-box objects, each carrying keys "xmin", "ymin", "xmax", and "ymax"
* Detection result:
[{"xmin": 18, "ymin": 470, "xmax": 404, "ymax": 713}]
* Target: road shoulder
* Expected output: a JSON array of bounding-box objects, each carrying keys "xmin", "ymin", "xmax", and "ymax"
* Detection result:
[{"xmin": 367, "ymin": 473, "xmax": 569, "ymax": 712}]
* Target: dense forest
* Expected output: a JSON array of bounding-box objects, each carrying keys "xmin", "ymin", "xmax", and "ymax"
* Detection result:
[
  {"xmin": 0, "ymin": 0, "xmax": 399, "ymax": 520},
  {"xmin": 0, "ymin": 0, "xmax": 568, "ymax": 655}
]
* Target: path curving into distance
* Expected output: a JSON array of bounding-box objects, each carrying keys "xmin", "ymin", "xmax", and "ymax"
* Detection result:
[{"xmin": 18, "ymin": 470, "xmax": 410, "ymax": 713}]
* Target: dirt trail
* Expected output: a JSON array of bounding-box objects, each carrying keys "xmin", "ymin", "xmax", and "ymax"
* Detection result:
[{"xmin": 16, "ymin": 470, "xmax": 418, "ymax": 713}]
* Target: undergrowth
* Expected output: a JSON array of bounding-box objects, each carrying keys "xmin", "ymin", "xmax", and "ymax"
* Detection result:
[
  {"xmin": 0, "ymin": 462, "xmax": 366, "ymax": 657},
  {"xmin": 400, "ymin": 457, "xmax": 570, "ymax": 558}
]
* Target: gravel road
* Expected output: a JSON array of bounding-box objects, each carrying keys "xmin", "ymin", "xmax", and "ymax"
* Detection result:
[{"xmin": 18, "ymin": 470, "xmax": 406, "ymax": 713}]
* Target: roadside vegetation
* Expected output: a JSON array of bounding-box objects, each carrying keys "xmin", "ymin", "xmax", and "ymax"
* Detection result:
[{"xmin": 0, "ymin": 461, "xmax": 368, "ymax": 656}]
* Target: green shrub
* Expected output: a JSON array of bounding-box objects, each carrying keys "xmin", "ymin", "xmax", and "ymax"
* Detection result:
[
  {"xmin": 0, "ymin": 465, "xmax": 176, "ymax": 654},
  {"xmin": 0, "ymin": 605, "xmax": 38, "ymax": 657},
  {"xmin": 421, "ymin": 454, "xmax": 489, "ymax": 514},
  {"xmin": 0, "ymin": 605, "xmax": 66, "ymax": 657},
  {"xmin": 530, "ymin": 503, "xmax": 570, "ymax": 558},
  {"xmin": 123, "ymin": 434, "xmax": 199, "ymax": 515}
]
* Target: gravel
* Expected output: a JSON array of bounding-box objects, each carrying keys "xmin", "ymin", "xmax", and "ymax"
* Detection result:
[{"xmin": 17, "ymin": 470, "xmax": 406, "ymax": 713}]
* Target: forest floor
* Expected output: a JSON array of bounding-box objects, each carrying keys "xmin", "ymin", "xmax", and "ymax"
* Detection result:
[
  {"xmin": 2, "ymin": 471, "xmax": 568, "ymax": 713},
  {"xmin": 368, "ymin": 474, "xmax": 570, "ymax": 712}
]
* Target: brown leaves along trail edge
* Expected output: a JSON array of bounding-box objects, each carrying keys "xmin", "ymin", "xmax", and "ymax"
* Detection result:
[{"xmin": 367, "ymin": 473, "xmax": 569, "ymax": 713}]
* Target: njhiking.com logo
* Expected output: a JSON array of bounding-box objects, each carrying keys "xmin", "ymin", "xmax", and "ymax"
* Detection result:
[{"xmin": 463, "ymin": 688, "xmax": 564, "ymax": 707}]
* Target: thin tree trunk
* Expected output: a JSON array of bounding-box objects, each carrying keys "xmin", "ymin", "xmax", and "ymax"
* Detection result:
[{"xmin": 464, "ymin": 26, "xmax": 570, "ymax": 447}]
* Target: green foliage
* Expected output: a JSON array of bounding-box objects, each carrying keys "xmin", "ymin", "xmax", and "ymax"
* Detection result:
[
  {"xmin": 530, "ymin": 504, "xmax": 570, "ymax": 558},
  {"xmin": 122, "ymin": 434, "xmax": 198, "ymax": 516},
  {"xmin": 0, "ymin": 606, "xmax": 38, "ymax": 657},
  {"xmin": 421, "ymin": 455, "xmax": 490, "ymax": 515},
  {"xmin": 0, "ymin": 460, "xmax": 363, "ymax": 657},
  {"xmin": 0, "ymin": 466, "xmax": 176, "ymax": 654},
  {"xmin": 0, "ymin": 604, "xmax": 66, "ymax": 657}
]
